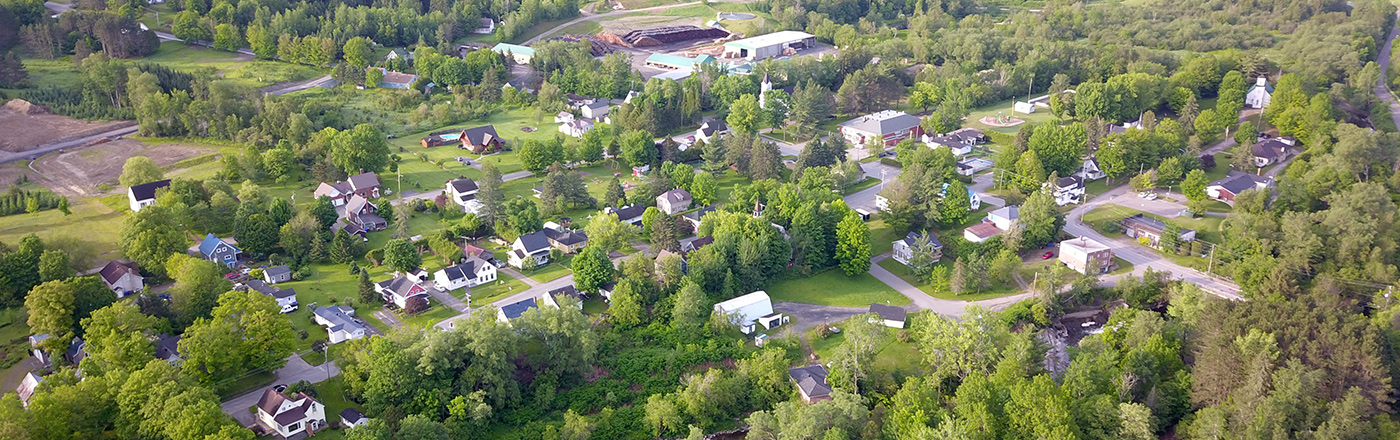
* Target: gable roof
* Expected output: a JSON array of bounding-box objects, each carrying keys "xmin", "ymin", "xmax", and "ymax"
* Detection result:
[
  {"xmin": 198, "ymin": 234, "xmax": 239, "ymax": 257},
  {"xmin": 610, "ymin": 205, "xmax": 647, "ymax": 221},
  {"xmin": 900, "ymin": 231, "xmax": 943, "ymax": 249},
  {"xmin": 347, "ymin": 172, "xmax": 379, "ymax": 191},
  {"xmin": 659, "ymin": 188, "xmax": 692, "ymax": 204},
  {"xmin": 376, "ymin": 276, "xmax": 426, "ymax": 298},
  {"xmin": 98, "ymin": 260, "xmax": 140, "ymax": 285},
  {"xmin": 544, "ymin": 228, "xmax": 588, "ymax": 246},
  {"xmin": 438, "ymin": 259, "xmax": 490, "ymax": 282},
  {"xmin": 1253, "ymin": 138, "xmax": 1292, "ymax": 158},
  {"xmin": 584, "ymin": 101, "xmax": 610, "ymax": 110},
  {"xmin": 1210, "ymin": 173, "xmax": 1261, "ymax": 195},
  {"xmin": 462, "ymin": 126, "xmax": 500, "ymax": 146},
  {"xmin": 965, "ymin": 221, "xmax": 1003, "ymax": 239},
  {"xmin": 380, "ymin": 70, "xmax": 417, "ymax": 86},
  {"xmin": 245, "ymin": 280, "xmax": 278, "ymax": 295},
  {"xmin": 500, "ymin": 298, "xmax": 538, "ymax": 320},
  {"xmin": 869, "ymin": 303, "xmax": 907, "ymax": 322},
  {"xmin": 839, "ymin": 110, "xmax": 921, "ymax": 136},
  {"xmin": 256, "ymin": 388, "xmax": 320, "ymax": 426},
  {"xmin": 340, "ymin": 408, "xmax": 366, "ymax": 424},
  {"xmin": 685, "ymin": 236, "xmax": 714, "ymax": 251},
  {"xmin": 699, "ymin": 120, "xmax": 728, "ymax": 136},
  {"xmin": 988, "ymin": 205, "xmax": 1019, "ymax": 222},
  {"xmin": 264, "ymin": 265, "xmax": 292, "ymax": 278},
  {"xmin": 154, "ymin": 333, "xmax": 181, "ymax": 360},
  {"xmin": 788, "ymin": 364, "xmax": 833, "ymax": 399},
  {"xmin": 1056, "ymin": 175, "xmax": 1083, "ymax": 189},
  {"xmin": 683, "ymin": 204, "xmax": 716, "ymax": 223},
  {"xmin": 549, "ymin": 285, "xmax": 582, "ymax": 299},
  {"xmin": 449, "ymin": 178, "xmax": 478, "ymax": 193},
  {"xmin": 464, "ymin": 244, "xmax": 493, "ymax": 260},
  {"xmin": 314, "ymin": 305, "xmax": 363, "ymax": 335},
  {"xmin": 128, "ymin": 179, "xmax": 172, "ymax": 201},
  {"xmin": 516, "ymin": 231, "xmax": 551, "ymax": 253}
]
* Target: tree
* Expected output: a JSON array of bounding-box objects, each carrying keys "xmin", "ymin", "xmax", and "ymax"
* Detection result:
[
  {"xmin": 835, "ymin": 208, "xmax": 871, "ymax": 275},
  {"xmin": 518, "ymin": 139, "xmax": 564, "ymax": 174},
  {"xmin": 584, "ymin": 213, "xmax": 638, "ymax": 253},
  {"xmin": 397, "ymin": 414, "xmax": 450, "ymax": 440},
  {"xmin": 171, "ymin": 10, "xmax": 210, "ymax": 42},
  {"xmin": 119, "ymin": 156, "xmax": 164, "ymax": 187},
  {"xmin": 167, "ymin": 256, "xmax": 232, "ymax": 326},
  {"xmin": 330, "ymin": 124, "xmax": 391, "ymax": 175},
  {"xmin": 26, "ymin": 280, "xmax": 75, "ymax": 354},
  {"xmin": 1019, "ymin": 188, "xmax": 1065, "ymax": 248},
  {"xmin": 671, "ymin": 280, "xmax": 709, "ymax": 334},
  {"xmin": 603, "ymin": 175, "xmax": 628, "ymax": 209},
  {"xmin": 917, "ymin": 306, "xmax": 1010, "ymax": 380},
  {"xmin": 180, "ymin": 288, "xmax": 295, "ymax": 383},
  {"xmin": 940, "ymin": 180, "xmax": 972, "ymax": 226},
  {"xmin": 620, "ymin": 130, "xmax": 657, "ymax": 167},
  {"xmin": 212, "ymin": 23, "xmax": 239, "ymax": 51},
  {"xmin": 80, "ymin": 302, "xmax": 159, "ymax": 376},
  {"xmin": 383, "ymin": 239, "xmax": 421, "ymax": 273},
  {"xmin": 607, "ymin": 282, "xmax": 644, "ymax": 328},
  {"xmin": 342, "ymin": 37, "xmax": 372, "ymax": 69},
  {"xmin": 236, "ymin": 214, "xmax": 278, "ymax": 257},
  {"xmin": 691, "ymin": 172, "xmax": 717, "ymax": 206},
  {"xmin": 37, "ymin": 249, "xmax": 72, "ymax": 282},
  {"xmin": 1181, "ymin": 169, "xmax": 1210, "ymax": 213},
  {"xmin": 726, "ymin": 94, "xmax": 764, "ymax": 134},
  {"xmin": 571, "ymin": 246, "xmax": 614, "ymax": 293},
  {"xmin": 394, "ymin": 203, "xmax": 412, "ymax": 239},
  {"xmin": 330, "ymin": 229, "xmax": 361, "ymax": 264},
  {"xmin": 119, "ymin": 205, "xmax": 187, "ymax": 277},
  {"xmin": 829, "ymin": 313, "xmax": 885, "ymax": 394},
  {"xmin": 505, "ymin": 198, "xmax": 542, "ymax": 236},
  {"xmin": 478, "ymin": 163, "xmax": 506, "ymax": 222},
  {"xmin": 1157, "ymin": 156, "xmax": 1185, "ymax": 185}
]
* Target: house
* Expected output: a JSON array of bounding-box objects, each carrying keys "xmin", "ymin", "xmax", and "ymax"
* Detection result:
[
  {"xmin": 1207, "ymin": 171, "xmax": 1273, "ymax": 203},
  {"xmin": 314, "ymin": 172, "xmax": 381, "ymax": 205},
  {"xmin": 1052, "ymin": 176, "xmax": 1085, "ymax": 206},
  {"xmin": 474, "ymin": 17, "xmax": 495, "ymax": 34},
  {"xmin": 28, "ymin": 334, "xmax": 51, "ymax": 367},
  {"xmin": 16, "ymin": 372, "xmax": 41, "ymax": 407},
  {"xmin": 892, "ymin": 231, "xmax": 943, "ymax": 266},
  {"xmin": 385, "ymin": 48, "xmax": 411, "ymax": 62},
  {"xmin": 713, "ymin": 291, "xmax": 786, "ymax": 334},
  {"xmin": 255, "ymin": 388, "xmax": 327, "ymax": 438},
  {"xmin": 64, "ymin": 337, "xmax": 87, "ymax": 366},
  {"xmin": 788, "ymin": 364, "xmax": 833, "ymax": 403},
  {"xmin": 987, "ymin": 205, "xmax": 1019, "ymax": 231},
  {"xmin": 923, "ymin": 128, "xmax": 988, "ymax": 156},
  {"xmin": 198, "ymin": 233, "xmax": 241, "ymax": 268},
  {"xmin": 127, "ymin": 179, "xmax": 171, "ymax": 212},
  {"xmin": 375, "ymin": 275, "xmax": 431, "ymax": 309},
  {"xmin": 605, "ymin": 205, "xmax": 647, "ymax": 226},
  {"xmin": 433, "ymin": 258, "xmax": 498, "ymax": 291},
  {"xmin": 341, "ymin": 408, "xmax": 369, "ymax": 429},
  {"xmin": 956, "ymin": 157, "xmax": 994, "ymax": 176},
  {"xmin": 1076, "ymin": 157, "xmax": 1106, "ymax": 181},
  {"xmin": 153, "ymin": 333, "xmax": 182, "ymax": 364},
  {"xmin": 597, "ymin": 281, "xmax": 617, "ymax": 301},
  {"xmin": 682, "ymin": 205, "xmax": 716, "ymax": 231},
  {"xmin": 509, "ymin": 231, "xmax": 552, "ymax": 269},
  {"xmin": 657, "ymin": 188, "xmax": 693, "ymax": 215},
  {"xmin": 542, "ymin": 285, "xmax": 585, "ymax": 309},
  {"xmin": 492, "ymin": 43, "xmax": 535, "ymax": 64},
  {"xmin": 1252, "ymin": 137, "xmax": 1296, "ymax": 167},
  {"xmin": 98, "ymin": 260, "xmax": 143, "ymax": 297},
  {"xmin": 581, "ymin": 101, "xmax": 610, "ymax": 121},
  {"xmin": 463, "ymin": 243, "xmax": 494, "ymax": 262},
  {"xmin": 696, "ymin": 120, "xmax": 729, "ymax": 144},
  {"xmin": 868, "ymin": 303, "xmax": 907, "ymax": 328},
  {"xmin": 446, "ymin": 178, "xmax": 485, "ymax": 215},
  {"xmin": 314, "ymin": 305, "xmax": 366, "ymax": 344},
  {"xmin": 252, "ymin": 280, "xmax": 298, "ymax": 313},
  {"xmin": 497, "ymin": 298, "xmax": 538, "ymax": 323},
  {"xmin": 554, "ymin": 111, "xmax": 575, "ymax": 123},
  {"xmin": 655, "ymin": 249, "xmax": 687, "ymax": 275},
  {"xmin": 460, "ymin": 125, "xmax": 504, "ymax": 153},
  {"xmin": 1246, "ymin": 76, "xmax": 1273, "ymax": 109},
  {"xmin": 964, "ymin": 221, "xmax": 1003, "ymax": 243},
  {"xmin": 1059, "ymin": 237, "xmax": 1115, "ymax": 275},
  {"xmin": 375, "ymin": 69, "xmax": 417, "ymax": 89},
  {"xmin": 264, "ymin": 265, "xmax": 292, "ymax": 284},
  {"xmin": 559, "ymin": 118, "xmax": 594, "ymax": 138},
  {"xmin": 838, "ymin": 110, "xmax": 924, "ymax": 147},
  {"xmin": 1122, "ymin": 214, "xmax": 1196, "ymax": 248},
  {"xmin": 939, "ymin": 182, "xmax": 982, "ymax": 211},
  {"xmin": 631, "ymin": 164, "xmax": 650, "ymax": 177},
  {"xmin": 543, "ymin": 225, "xmax": 588, "ymax": 254},
  {"xmin": 336, "ymin": 195, "xmax": 387, "ymax": 235},
  {"xmin": 682, "ymin": 236, "xmax": 713, "ymax": 254}
]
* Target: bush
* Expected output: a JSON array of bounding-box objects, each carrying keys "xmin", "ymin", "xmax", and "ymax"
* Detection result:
[
  {"xmin": 814, "ymin": 324, "xmax": 832, "ymax": 339},
  {"xmin": 896, "ymin": 330, "xmax": 911, "ymax": 343},
  {"xmin": 286, "ymin": 380, "xmax": 317, "ymax": 398}
]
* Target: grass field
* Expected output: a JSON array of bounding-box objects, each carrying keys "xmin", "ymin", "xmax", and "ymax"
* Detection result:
[
  {"xmin": 808, "ymin": 312, "xmax": 923, "ymax": 375},
  {"xmin": 767, "ymin": 268, "xmax": 910, "ymax": 307},
  {"xmin": 467, "ymin": 274, "xmax": 532, "ymax": 306},
  {"xmin": 0, "ymin": 195, "xmax": 126, "ymax": 261},
  {"xmin": 965, "ymin": 97, "xmax": 1058, "ymax": 135},
  {"xmin": 1081, "ymin": 203, "xmax": 1225, "ymax": 244},
  {"xmin": 875, "ymin": 258, "xmax": 1024, "ymax": 301}
]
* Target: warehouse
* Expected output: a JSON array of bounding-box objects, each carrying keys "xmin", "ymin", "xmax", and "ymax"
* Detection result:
[
  {"xmin": 644, "ymin": 53, "xmax": 716, "ymax": 70},
  {"xmin": 722, "ymin": 31, "xmax": 815, "ymax": 61}
]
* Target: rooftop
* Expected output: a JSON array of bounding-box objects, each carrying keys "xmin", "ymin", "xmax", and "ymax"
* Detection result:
[{"xmin": 724, "ymin": 30, "xmax": 815, "ymax": 50}]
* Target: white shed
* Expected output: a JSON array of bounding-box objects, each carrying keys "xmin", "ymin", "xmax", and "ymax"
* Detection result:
[{"xmin": 713, "ymin": 291, "xmax": 784, "ymax": 334}]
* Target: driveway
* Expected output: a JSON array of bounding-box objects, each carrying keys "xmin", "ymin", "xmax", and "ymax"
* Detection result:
[
  {"xmin": 842, "ymin": 161, "xmax": 900, "ymax": 212},
  {"xmin": 968, "ymin": 172, "xmax": 1006, "ymax": 208},
  {"xmin": 868, "ymin": 254, "xmax": 1035, "ymax": 317},
  {"xmin": 220, "ymin": 354, "xmax": 341, "ymax": 427},
  {"xmin": 1064, "ymin": 185, "xmax": 1244, "ymax": 299},
  {"xmin": 772, "ymin": 302, "xmax": 869, "ymax": 333}
]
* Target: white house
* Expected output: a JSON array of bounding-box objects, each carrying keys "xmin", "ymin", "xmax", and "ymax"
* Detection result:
[
  {"xmin": 375, "ymin": 275, "xmax": 431, "ymax": 309},
  {"xmin": 313, "ymin": 305, "xmax": 366, "ymax": 344},
  {"xmin": 447, "ymin": 178, "xmax": 483, "ymax": 215},
  {"xmin": 263, "ymin": 265, "xmax": 293, "ymax": 284},
  {"xmin": 657, "ymin": 188, "xmax": 693, "ymax": 215},
  {"xmin": 554, "ymin": 111, "xmax": 575, "ymax": 123},
  {"xmin": 16, "ymin": 372, "xmax": 41, "ymax": 407},
  {"xmin": 127, "ymin": 179, "xmax": 171, "ymax": 212},
  {"xmin": 541, "ymin": 285, "xmax": 585, "ymax": 309},
  {"xmin": 923, "ymin": 128, "xmax": 988, "ymax": 156},
  {"xmin": 987, "ymin": 205, "xmax": 1019, "ymax": 231},
  {"xmin": 581, "ymin": 101, "xmax": 610, "ymax": 121},
  {"xmin": 509, "ymin": 231, "xmax": 552, "ymax": 269},
  {"xmin": 256, "ymin": 388, "xmax": 327, "ymax": 438},
  {"xmin": 868, "ymin": 303, "xmax": 906, "ymax": 329},
  {"xmin": 1013, "ymin": 101, "xmax": 1036, "ymax": 114},
  {"xmin": 838, "ymin": 110, "xmax": 923, "ymax": 146},
  {"xmin": 1059, "ymin": 237, "xmax": 1115, "ymax": 275},
  {"xmin": 713, "ymin": 291, "xmax": 786, "ymax": 334},
  {"xmin": 891, "ymin": 231, "xmax": 942, "ymax": 266},
  {"xmin": 1207, "ymin": 171, "xmax": 1273, "ymax": 203},
  {"xmin": 497, "ymin": 298, "xmax": 538, "ymax": 324},
  {"xmin": 696, "ymin": 120, "xmax": 729, "ymax": 144},
  {"xmin": 97, "ymin": 260, "xmax": 143, "ymax": 297},
  {"xmin": 1076, "ymin": 157, "xmax": 1106, "ymax": 181},
  {"xmin": 433, "ymin": 258, "xmax": 497, "ymax": 291},
  {"xmin": 1052, "ymin": 176, "xmax": 1085, "ymax": 206},
  {"xmin": 559, "ymin": 118, "xmax": 594, "ymax": 138},
  {"xmin": 1246, "ymin": 76, "xmax": 1273, "ymax": 109},
  {"xmin": 340, "ymin": 408, "xmax": 369, "ymax": 429},
  {"xmin": 474, "ymin": 17, "xmax": 495, "ymax": 34}
]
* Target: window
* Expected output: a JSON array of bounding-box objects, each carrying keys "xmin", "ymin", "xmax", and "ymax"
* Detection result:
[{"xmin": 288, "ymin": 422, "xmax": 301, "ymax": 432}]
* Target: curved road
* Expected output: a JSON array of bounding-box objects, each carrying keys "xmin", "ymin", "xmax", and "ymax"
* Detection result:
[
  {"xmin": 1375, "ymin": 11, "xmax": 1400, "ymax": 130},
  {"xmin": 523, "ymin": 1, "xmax": 704, "ymax": 44}
]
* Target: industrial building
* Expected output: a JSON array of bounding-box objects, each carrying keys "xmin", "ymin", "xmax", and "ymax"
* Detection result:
[
  {"xmin": 722, "ymin": 31, "xmax": 815, "ymax": 61},
  {"xmin": 644, "ymin": 53, "xmax": 717, "ymax": 70}
]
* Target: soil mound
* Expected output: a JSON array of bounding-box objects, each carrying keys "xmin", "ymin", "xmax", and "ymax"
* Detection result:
[{"xmin": 1, "ymin": 99, "xmax": 52, "ymax": 115}]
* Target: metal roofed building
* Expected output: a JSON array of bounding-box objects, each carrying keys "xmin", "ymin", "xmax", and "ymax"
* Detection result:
[{"xmin": 722, "ymin": 31, "xmax": 815, "ymax": 61}]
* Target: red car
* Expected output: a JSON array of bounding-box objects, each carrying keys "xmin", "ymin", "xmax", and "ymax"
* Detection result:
[{"xmin": 1041, "ymin": 251, "xmax": 1055, "ymax": 259}]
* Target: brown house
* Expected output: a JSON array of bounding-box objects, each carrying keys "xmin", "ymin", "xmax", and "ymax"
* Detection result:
[{"xmin": 460, "ymin": 125, "xmax": 503, "ymax": 153}]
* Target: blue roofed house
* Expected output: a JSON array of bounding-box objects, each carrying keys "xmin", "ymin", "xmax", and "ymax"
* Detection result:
[
  {"xmin": 198, "ymin": 234, "xmax": 241, "ymax": 268},
  {"xmin": 497, "ymin": 298, "xmax": 539, "ymax": 324}
]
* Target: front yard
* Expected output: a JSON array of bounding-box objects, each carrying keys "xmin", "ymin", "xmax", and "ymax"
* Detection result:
[{"xmin": 767, "ymin": 268, "xmax": 910, "ymax": 307}]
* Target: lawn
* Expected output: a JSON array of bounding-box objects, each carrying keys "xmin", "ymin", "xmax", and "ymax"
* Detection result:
[
  {"xmin": 964, "ymin": 97, "xmax": 1059, "ymax": 135},
  {"xmin": 868, "ymin": 219, "xmax": 900, "ymax": 256},
  {"xmin": 274, "ymin": 263, "xmax": 397, "ymax": 337},
  {"xmin": 524, "ymin": 260, "xmax": 573, "ymax": 283},
  {"xmin": 841, "ymin": 177, "xmax": 881, "ymax": 195},
  {"xmin": 466, "ymin": 274, "xmax": 532, "ymax": 307},
  {"xmin": 807, "ymin": 313, "xmax": 924, "ymax": 375},
  {"xmin": 875, "ymin": 258, "xmax": 1024, "ymax": 301},
  {"xmin": 310, "ymin": 376, "xmax": 360, "ymax": 435},
  {"xmin": 767, "ymin": 268, "xmax": 910, "ymax": 307},
  {"xmin": 1081, "ymin": 203, "xmax": 1225, "ymax": 244},
  {"xmin": 0, "ymin": 194, "xmax": 126, "ymax": 261}
]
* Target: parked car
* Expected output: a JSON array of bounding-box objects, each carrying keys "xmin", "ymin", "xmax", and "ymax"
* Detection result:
[
  {"xmin": 1146, "ymin": 193, "xmax": 1158, "ymax": 200},
  {"xmin": 1138, "ymin": 192, "xmax": 1148, "ymax": 198},
  {"xmin": 1041, "ymin": 251, "xmax": 1055, "ymax": 259}
]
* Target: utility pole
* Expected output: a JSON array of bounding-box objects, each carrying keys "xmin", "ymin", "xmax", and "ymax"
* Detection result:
[{"xmin": 1206, "ymin": 245, "xmax": 1215, "ymax": 276}]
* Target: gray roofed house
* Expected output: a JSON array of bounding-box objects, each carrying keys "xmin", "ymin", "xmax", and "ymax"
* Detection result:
[
  {"xmin": 868, "ymin": 303, "xmax": 907, "ymax": 328},
  {"xmin": 341, "ymin": 408, "xmax": 369, "ymax": 428},
  {"xmin": 682, "ymin": 204, "xmax": 716, "ymax": 231},
  {"xmin": 657, "ymin": 188, "xmax": 693, "ymax": 215},
  {"xmin": 449, "ymin": 178, "xmax": 478, "ymax": 194},
  {"xmin": 892, "ymin": 231, "xmax": 943, "ymax": 266},
  {"xmin": 432, "ymin": 257, "xmax": 497, "ymax": 291},
  {"xmin": 154, "ymin": 333, "xmax": 182, "ymax": 364},
  {"xmin": 1206, "ymin": 171, "xmax": 1273, "ymax": 203},
  {"xmin": 16, "ymin": 371, "xmax": 41, "ymax": 407},
  {"xmin": 255, "ymin": 388, "xmax": 327, "ymax": 437},
  {"xmin": 788, "ymin": 364, "xmax": 834, "ymax": 402},
  {"xmin": 838, "ymin": 110, "xmax": 924, "ymax": 146},
  {"xmin": 314, "ymin": 305, "xmax": 366, "ymax": 344},
  {"xmin": 263, "ymin": 265, "xmax": 293, "ymax": 284},
  {"xmin": 461, "ymin": 125, "xmax": 504, "ymax": 153},
  {"xmin": 543, "ymin": 227, "xmax": 589, "ymax": 253},
  {"xmin": 606, "ymin": 205, "xmax": 648, "ymax": 225},
  {"xmin": 1122, "ymin": 213, "xmax": 1196, "ymax": 248},
  {"xmin": 64, "ymin": 337, "xmax": 87, "ymax": 367},
  {"xmin": 509, "ymin": 230, "xmax": 552, "ymax": 269},
  {"xmin": 497, "ymin": 298, "xmax": 539, "ymax": 324},
  {"xmin": 98, "ymin": 260, "xmax": 143, "ymax": 297},
  {"xmin": 127, "ymin": 179, "xmax": 171, "ymax": 212}
]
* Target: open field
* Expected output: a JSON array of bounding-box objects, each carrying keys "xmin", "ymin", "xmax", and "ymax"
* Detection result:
[
  {"xmin": 17, "ymin": 42, "xmax": 325, "ymax": 92},
  {"xmin": 875, "ymin": 257, "xmax": 1024, "ymax": 301},
  {"xmin": 767, "ymin": 268, "xmax": 910, "ymax": 307},
  {"xmin": 808, "ymin": 312, "xmax": 923, "ymax": 375},
  {"xmin": 0, "ymin": 102, "xmax": 130, "ymax": 152},
  {"xmin": 964, "ymin": 97, "xmax": 1058, "ymax": 135},
  {"xmin": 31, "ymin": 139, "xmax": 218, "ymax": 196}
]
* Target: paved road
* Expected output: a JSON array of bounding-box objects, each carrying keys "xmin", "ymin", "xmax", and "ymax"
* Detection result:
[
  {"xmin": 842, "ymin": 161, "xmax": 901, "ymax": 212},
  {"xmin": 220, "ymin": 354, "xmax": 341, "ymax": 427},
  {"xmin": 152, "ymin": 30, "xmax": 258, "ymax": 57},
  {"xmin": 523, "ymin": 2, "xmax": 703, "ymax": 44},
  {"xmin": 1376, "ymin": 12, "xmax": 1400, "ymax": 130},
  {"xmin": 968, "ymin": 172, "xmax": 1006, "ymax": 208},
  {"xmin": 868, "ymin": 253, "xmax": 1035, "ymax": 316},
  {"xmin": 1063, "ymin": 184, "xmax": 1244, "ymax": 300},
  {"xmin": 502, "ymin": 170, "xmax": 535, "ymax": 182},
  {"xmin": 1202, "ymin": 109, "xmax": 1263, "ymax": 156},
  {"xmin": 0, "ymin": 123, "xmax": 138, "ymax": 165}
]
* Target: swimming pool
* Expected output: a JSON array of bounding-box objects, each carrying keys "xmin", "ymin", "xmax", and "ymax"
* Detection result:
[{"xmin": 439, "ymin": 133, "xmax": 461, "ymax": 141}]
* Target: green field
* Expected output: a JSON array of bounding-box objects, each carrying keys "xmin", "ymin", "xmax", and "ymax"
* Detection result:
[
  {"xmin": 964, "ymin": 97, "xmax": 1058, "ymax": 135},
  {"xmin": 808, "ymin": 312, "xmax": 923, "ymax": 375},
  {"xmin": 1081, "ymin": 203, "xmax": 1225, "ymax": 244},
  {"xmin": 767, "ymin": 267, "xmax": 910, "ymax": 307},
  {"xmin": 875, "ymin": 257, "xmax": 1024, "ymax": 301}
]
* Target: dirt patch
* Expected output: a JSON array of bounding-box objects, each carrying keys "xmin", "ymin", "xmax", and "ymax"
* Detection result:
[
  {"xmin": 0, "ymin": 100, "xmax": 129, "ymax": 153},
  {"xmin": 29, "ymin": 139, "xmax": 216, "ymax": 197}
]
